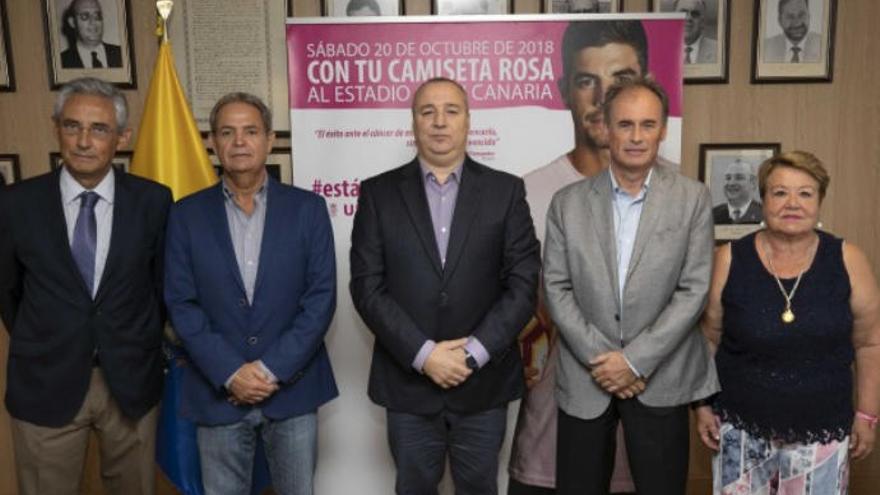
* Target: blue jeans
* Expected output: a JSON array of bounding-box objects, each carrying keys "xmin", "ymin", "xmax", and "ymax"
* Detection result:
[{"xmin": 197, "ymin": 409, "xmax": 317, "ymax": 495}]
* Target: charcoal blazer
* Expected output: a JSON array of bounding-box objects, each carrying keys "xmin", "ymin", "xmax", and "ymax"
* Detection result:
[
  {"xmin": 0, "ymin": 169, "xmax": 172, "ymax": 427},
  {"xmin": 165, "ymin": 177, "xmax": 338, "ymax": 425},
  {"xmin": 350, "ymin": 157, "xmax": 541, "ymax": 415},
  {"xmin": 543, "ymin": 164, "xmax": 719, "ymax": 420}
]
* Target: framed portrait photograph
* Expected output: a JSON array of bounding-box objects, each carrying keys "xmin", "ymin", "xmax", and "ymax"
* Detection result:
[
  {"xmin": 324, "ymin": 0, "xmax": 402, "ymax": 16},
  {"xmin": 42, "ymin": 0, "xmax": 137, "ymax": 89},
  {"xmin": 0, "ymin": 153, "xmax": 20, "ymax": 186},
  {"xmin": 433, "ymin": 0, "xmax": 510, "ymax": 15},
  {"xmin": 650, "ymin": 0, "xmax": 729, "ymax": 83},
  {"xmin": 699, "ymin": 143, "xmax": 781, "ymax": 240},
  {"xmin": 51, "ymin": 150, "xmax": 132, "ymax": 173},
  {"xmin": 0, "ymin": 0, "xmax": 15, "ymax": 91},
  {"xmin": 209, "ymin": 147, "xmax": 293, "ymax": 185},
  {"xmin": 751, "ymin": 0, "xmax": 836, "ymax": 83},
  {"xmin": 543, "ymin": 0, "xmax": 622, "ymax": 14}
]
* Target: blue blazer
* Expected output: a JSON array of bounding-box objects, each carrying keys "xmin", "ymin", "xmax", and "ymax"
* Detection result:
[{"xmin": 165, "ymin": 177, "xmax": 338, "ymax": 425}]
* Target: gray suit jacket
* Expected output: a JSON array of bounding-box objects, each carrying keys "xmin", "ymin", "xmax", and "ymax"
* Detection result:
[
  {"xmin": 763, "ymin": 32, "xmax": 822, "ymax": 63},
  {"xmin": 543, "ymin": 164, "xmax": 719, "ymax": 420}
]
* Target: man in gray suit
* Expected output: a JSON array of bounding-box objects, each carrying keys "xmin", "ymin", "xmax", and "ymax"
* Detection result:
[
  {"xmin": 676, "ymin": 0, "xmax": 718, "ymax": 64},
  {"xmin": 543, "ymin": 76, "xmax": 718, "ymax": 494},
  {"xmin": 763, "ymin": 0, "xmax": 822, "ymax": 63}
]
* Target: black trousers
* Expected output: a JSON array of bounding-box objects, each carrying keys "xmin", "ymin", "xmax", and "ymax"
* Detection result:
[
  {"xmin": 556, "ymin": 399, "xmax": 689, "ymax": 495},
  {"xmin": 387, "ymin": 407, "xmax": 508, "ymax": 495}
]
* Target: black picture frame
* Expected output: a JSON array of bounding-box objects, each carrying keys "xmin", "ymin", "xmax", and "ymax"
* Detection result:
[
  {"xmin": 751, "ymin": 0, "xmax": 836, "ymax": 83},
  {"xmin": 0, "ymin": 153, "xmax": 20, "ymax": 185},
  {"xmin": 50, "ymin": 150, "xmax": 133, "ymax": 173},
  {"xmin": 42, "ymin": 0, "xmax": 137, "ymax": 90},
  {"xmin": 650, "ymin": 0, "xmax": 730, "ymax": 84},
  {"xmin": 0, "ymin": 0, "xmax": 15, "ymax": 91},
  {"xmin": 699, "ymin": 142, "xmax": 781, "ymax": 240}
]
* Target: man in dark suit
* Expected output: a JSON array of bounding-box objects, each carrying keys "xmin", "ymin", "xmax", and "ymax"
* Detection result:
[
  {"xmin": 60, "ymin": 0, "xmax": 123, "ymax": 69},
  {"xmin": 165, "ymin": 92, "xmax": 338, "ymax": 495},
  {"xmin": 0, "ymin": 77, "xmax": 171, "ymax": 495},
  {"xmin": 712, "ymin": 158, "xmax": 763, "ymax": 225},
  {"xmin": 350, "ymin": 77, "xmax": 541, "ymax": 494}
]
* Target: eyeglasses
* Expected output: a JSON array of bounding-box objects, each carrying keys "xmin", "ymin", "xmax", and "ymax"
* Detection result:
[{"xmin": 59, "ymin": 121, "xmax": 117, "ymax": 140}]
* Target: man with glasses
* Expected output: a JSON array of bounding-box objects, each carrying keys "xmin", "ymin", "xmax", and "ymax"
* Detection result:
[
  {"xmin": 60, "ymin": 0, "xmax": 123, "ymax": 69},
  {"xmin": 0, "ymin": 77, "xmax": 171, "ymax": 495}
]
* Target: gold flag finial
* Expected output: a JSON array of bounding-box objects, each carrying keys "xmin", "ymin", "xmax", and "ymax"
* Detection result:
[{"xmin": 157, "ymin": 1, "xmax": 173, "ymax": 42}]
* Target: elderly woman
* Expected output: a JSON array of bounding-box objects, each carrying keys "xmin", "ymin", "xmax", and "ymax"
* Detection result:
[{"xmin": 695, "ymin": 151, "xmax": 880, "ymax": 494}]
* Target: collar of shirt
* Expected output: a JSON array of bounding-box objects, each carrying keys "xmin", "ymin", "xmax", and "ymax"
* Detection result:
[
  {"xmin": 76, "ymin": 41, "xmax": 107, "ymax": 69},
  {"xmin": 60, "ymin": 165, "xmax": 115, "ymax": 207},
  {"xmin": 784, "ymin": 36, "xmax": 804, "ymax": 53},
  {"xmin": 685, "ymin": 37, "xmax": 701, "ymax": 60},
  {"xmin": 419, "ymin": 160, "xmax": 464, "ymax": 187},
  {"xmin": 727, "ymin": 199, "xmax": 753, "ymax": 218},
  {"xmin": 221, "ymin": 175, "xmax": 268, "ymax": 211},
  {"xmin": 609, "ymin": 166, "xmax": 653, "ymax": 200}
]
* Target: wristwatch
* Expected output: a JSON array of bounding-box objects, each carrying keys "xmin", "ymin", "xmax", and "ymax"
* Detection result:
[{"xmin": 464, "ymin": 351, "xmax": 478, "ymax": 371}]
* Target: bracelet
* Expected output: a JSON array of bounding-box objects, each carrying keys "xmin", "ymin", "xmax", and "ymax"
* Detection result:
[{"xmin": 856, "ymin": 411, "xmax": 878, "ymax": 429}]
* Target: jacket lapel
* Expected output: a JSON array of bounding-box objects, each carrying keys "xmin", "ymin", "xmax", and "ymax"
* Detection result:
[
  {"xmin": 589, "ymin": 170, "xmax": 620, "ymax": 307},
  {"xmin": 206, "ymin": 183, "xmax": 247, "ymax": 295},
  {"xmin": 251, "ymin": 177, "xmax": 280, "ymax": 298},
  {"xmin": 397, "ymin": 160, "xmax": 443, "ymax": 277},
  {"xmin": 624, "ymin": 164, "xmax": 668, "ymax": 287},
  {"xmin": 442, "ymin": 158, "xmax": 482, "ymax": 282},
  {"xmin": 94, "ymin": 171, "xmax": 127, "ymax": 301}
]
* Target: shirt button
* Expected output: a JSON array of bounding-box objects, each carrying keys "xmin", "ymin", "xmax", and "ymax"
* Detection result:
[
  {"xmin": 441, "ymin": 227, "xmax": 447, "ymax": 233},
  {"xmin": 247, "ymin": 260, "xmax": 254, "ymax": 266},
  {"xmin": 247, "ymin": 336, "xmax": 258, "ymax": 345}
]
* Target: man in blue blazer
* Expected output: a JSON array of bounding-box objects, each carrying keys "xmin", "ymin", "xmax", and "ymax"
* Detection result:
[
  {"xmin": 165, "ymin": 93, "xmax": 338, "ymax": 495},
  {"xmin": 0, "ymin": 77, "xmax": 171, "ymax": 495},
  {"xmin": 350, "ymin": 78, "xmax": 540, "ymax": 494}
]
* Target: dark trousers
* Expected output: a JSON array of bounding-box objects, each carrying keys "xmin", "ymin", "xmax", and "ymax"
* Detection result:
[
  {"xmin": 508, "ymin": 477, "xmax": 555, "ymax": 495},
  {"xmin": 387, "ymin": 407, "xmax": 508, "ymax": 495},
  {"xmin": 556, "ymin": 399, "xmax": 689, "ymax": 495}
]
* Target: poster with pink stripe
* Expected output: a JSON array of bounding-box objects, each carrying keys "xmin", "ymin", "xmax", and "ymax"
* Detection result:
[{"xmin": 287, "ymin": 14, "xmax": 683, "ymax": 494}]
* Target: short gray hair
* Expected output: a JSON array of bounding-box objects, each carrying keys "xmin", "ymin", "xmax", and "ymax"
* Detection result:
[
  {"xmin": 53, "ymin": 77, "xmax": 129, "ymax": 129},
  {"xmin": 209, "ymin": 92, "xmax": 273, "ymax": 134}
]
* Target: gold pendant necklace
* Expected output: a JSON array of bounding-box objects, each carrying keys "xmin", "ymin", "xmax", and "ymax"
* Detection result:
[{"xmin": 763, "ymin": 234, "xmax": 817, "ymax": 325}]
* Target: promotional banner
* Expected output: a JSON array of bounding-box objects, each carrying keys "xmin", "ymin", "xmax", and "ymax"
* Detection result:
[{"xmin": 287, "ymin": 14, "xmax": 683, "ymax": 493}]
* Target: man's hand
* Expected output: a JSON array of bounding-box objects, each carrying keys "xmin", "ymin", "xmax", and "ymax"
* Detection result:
[
  {"xmin": 423, "ymin": 338, "xmax": 472, "ymax": 389},
  {"xmin": 227, "ymin": 362, "xmax": 279, "ymax": 405},
  {"xmin": 613, "ymin": 378, "xmax": 646, "ymax": 399},
  {"xmin": 590, "ymin": 351, "xmax": 638, "ymax": 394}
]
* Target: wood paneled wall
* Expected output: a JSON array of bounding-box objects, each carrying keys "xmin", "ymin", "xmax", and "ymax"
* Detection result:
[{"xmin": 0, "ymin": 0, "xmax": 877, "ymax": 493}]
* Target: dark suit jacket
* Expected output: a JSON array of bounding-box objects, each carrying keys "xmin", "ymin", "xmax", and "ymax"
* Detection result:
[
  {"xmin": 0, "ymin": 169, "xmax": 172, "ymax": 427},
  {"xmin": 60, "ymin": 42, "xmax": 123, "ymax": 68},
  {"xmin": 350, "ymin": 157, "xmax": 540, "ymax": 415},
  {"xmin": 712, "ymin": 200, "xmax": 763, "ymax": 225},
  {"xmin": 165, "ymin": 177, "xmax": 338, "ymax": 425}
]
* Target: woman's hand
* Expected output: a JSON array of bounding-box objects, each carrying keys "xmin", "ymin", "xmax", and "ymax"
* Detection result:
[
  {"xmin": 850, "ymin": 416, "xmax": 876, "ymax": 460},
  {"xmin": 695, "ymin": 405, "xmax": 721, "ymax": 451}
]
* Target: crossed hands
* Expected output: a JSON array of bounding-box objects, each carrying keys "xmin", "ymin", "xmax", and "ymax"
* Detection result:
[
  {"xmin": 423, "ymin": 337, "xmax": 472, "ymax": 389},
  {"xmin": 227, "ymin": 361, "xmax": 279, "ymax": 406},
  {"xmin": 590, "ymin": 351, "xmax": 646, "ymax": 400}
]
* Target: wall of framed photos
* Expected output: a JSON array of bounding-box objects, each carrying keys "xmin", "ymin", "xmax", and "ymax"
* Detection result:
[{"xmin": 0, "ymin": 0, "xmax": 878, "ymax": 494}]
